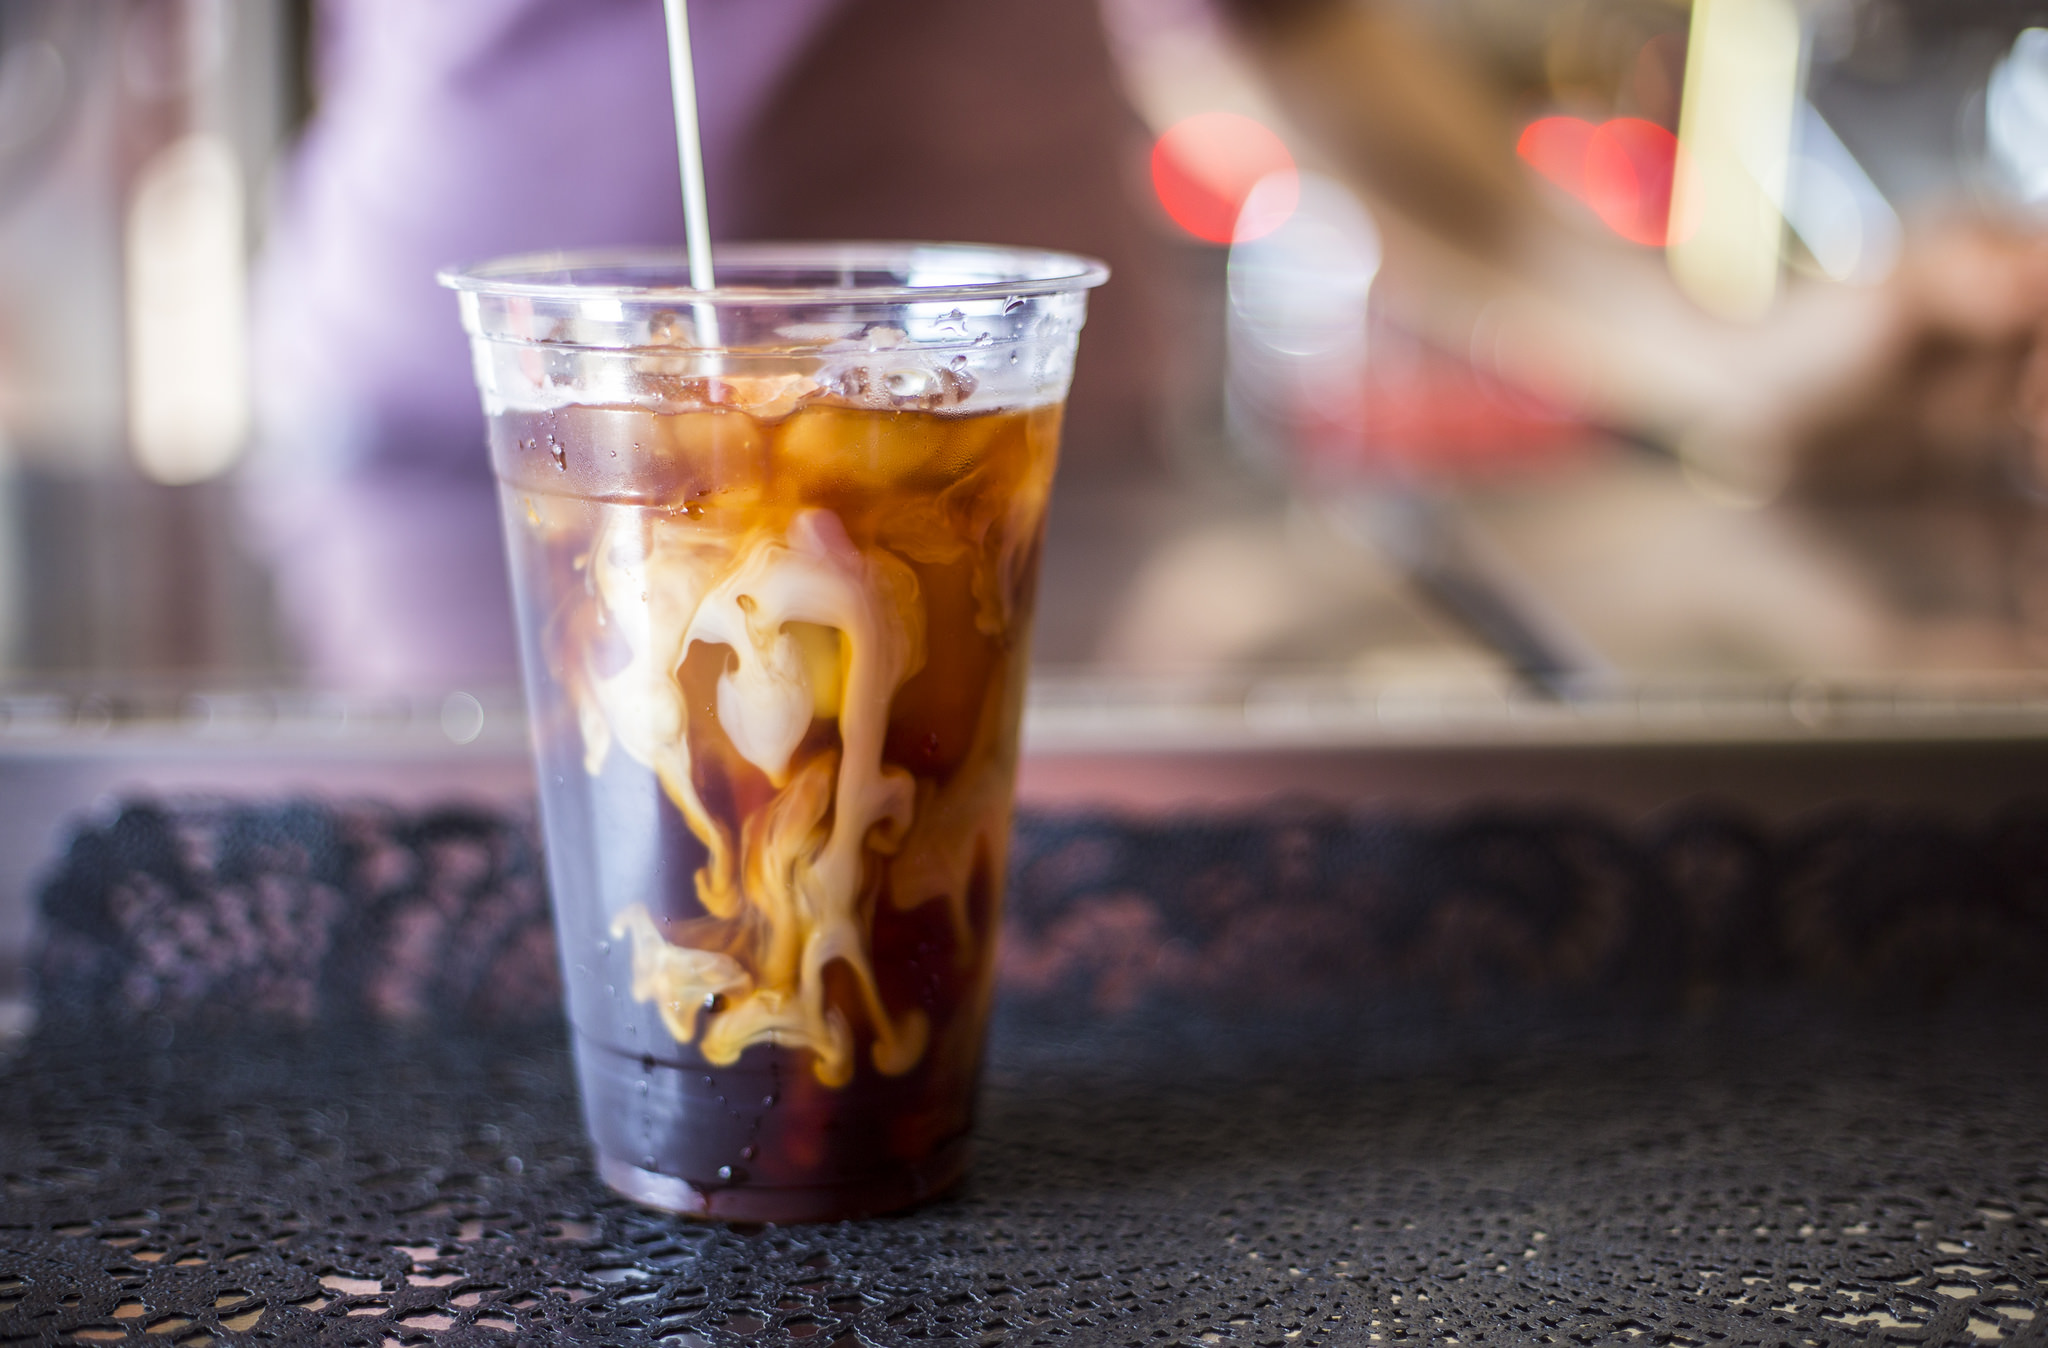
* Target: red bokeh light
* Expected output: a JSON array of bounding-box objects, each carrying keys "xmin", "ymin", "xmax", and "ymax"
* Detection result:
[
  {"xmin": 1151, "ymin": 112, "xmax": 1298, "ymax": 245},
  {"xmin": 1586, "ymin": 118, "xmax": 1682, "ymax": 246},
  {"xmin": 1516, "ymin": 115, "xmax": 1686, "ymax": 248},
  {"xmin": 1517, "ymin": 116, "xmax": 1596, "ymax": 196},
  {"xmin": 1284, "ymin": 332, "xmax": 1592, "ymax": 484}
]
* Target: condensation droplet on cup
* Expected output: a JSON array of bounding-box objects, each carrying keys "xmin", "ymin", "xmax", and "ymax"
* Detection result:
[{"xmin": 440, "ymin": 691, "xmax": 485, "ymax": 745}]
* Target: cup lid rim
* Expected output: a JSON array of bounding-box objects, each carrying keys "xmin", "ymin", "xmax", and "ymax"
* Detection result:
[{"xmin": 437, "ymin": 242, "xmax": 1111, "ymax": 305}]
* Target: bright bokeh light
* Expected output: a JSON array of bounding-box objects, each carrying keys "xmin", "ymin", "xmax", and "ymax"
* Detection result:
[
  {"xmin": 1151, "ymin": 111, "xmax": 1298, "ymax": 244},
  {"xmin": 1668, "ymin": 0, "xmax": 1802, "ymax": 322},
  {"xmin": 1518, "ymin": 116, "xmax": 1685, "ymax": 247},
  {"xmin": 1782, "ymin": 103, "xmax": 1901, "ymax": 285},
  {"xmin": 1586, "ymin": 119, "xmax": 1683, "ymax": 246},
  {"xmin": 1518, "ymin": 116, "xmax": 1595, "ymax": 196},
  {"xmin": 127, "ymin": 133, "xmax": 251, "ymax": 484},
  {"xmin": 1229, "ymin": 171, "xmax": 1381, "ymax": 360},
  {"xmin": 1989, "ymin": 28, "xmax": 2048, "ymax": 204}
]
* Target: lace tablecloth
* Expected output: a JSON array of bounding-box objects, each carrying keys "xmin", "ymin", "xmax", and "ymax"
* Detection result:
[{"xmin": 4, "ymin": 799, "xmax": 2047, "ymax": 1347}]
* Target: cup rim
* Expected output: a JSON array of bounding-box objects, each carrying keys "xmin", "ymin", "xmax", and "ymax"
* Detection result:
[{"xmin": 437, "ymin": 241, "xmax": 1111, "ymax": 306}]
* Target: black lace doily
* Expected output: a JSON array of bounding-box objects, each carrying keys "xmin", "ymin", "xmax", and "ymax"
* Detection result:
[
  {"xmin": 6, "ymin": 798, "xmax": 2048, "ymax": 1347},
  {"xmin": 3, "ymin": 1011, "xmax": 2046, "ymax": 1347},
  {"xmin": 30, "ymin": 799, "xmax": 2048, "ymax": 1030}
]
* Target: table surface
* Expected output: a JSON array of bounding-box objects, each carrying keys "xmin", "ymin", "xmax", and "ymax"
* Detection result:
[{"xmin": 3, "ymin": 1006, "xmax": 2046, "ymax": 1348}]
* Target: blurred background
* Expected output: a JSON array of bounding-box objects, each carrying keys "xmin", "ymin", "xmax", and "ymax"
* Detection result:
[
  {"xmin": 0, "ymin": 0, "xmax": 298, "ymax": 680},
  {"xmin": 4, "ymin": 0, "xmax": 2048, "ymax": 687},
  {"xmin": 6, "ymin": 0, "xmax": 2048, "ymax": 995}
]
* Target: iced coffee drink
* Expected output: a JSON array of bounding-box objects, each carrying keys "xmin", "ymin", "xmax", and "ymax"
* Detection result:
[{"xmin": 444, "ymin": 246, "xmax": 1105, "ymax": 1221}]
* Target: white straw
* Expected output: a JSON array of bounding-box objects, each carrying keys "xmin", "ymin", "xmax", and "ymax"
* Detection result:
[{"xmin": 662, "ymin": 0, "xmax": 720, "ymax": 345}]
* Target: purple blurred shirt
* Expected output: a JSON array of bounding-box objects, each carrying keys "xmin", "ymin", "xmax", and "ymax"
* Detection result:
[
  {"xmin": 246, "ymin": 0, "xmax": 843, "ymax": 687},
  {"xmin": 256, "ymin": 0, "xmax": 842, "ymax": 475}
]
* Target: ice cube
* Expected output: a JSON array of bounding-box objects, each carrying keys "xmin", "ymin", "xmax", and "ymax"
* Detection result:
[{"xmin": 706, "ymin": 371, "xmax": 819, "ymax": 421}]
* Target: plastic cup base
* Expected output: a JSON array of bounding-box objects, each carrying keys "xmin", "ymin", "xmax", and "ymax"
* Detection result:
[{"xmin": 596, "ymin": 1138, "xmax": 970, "ymax": 1223}]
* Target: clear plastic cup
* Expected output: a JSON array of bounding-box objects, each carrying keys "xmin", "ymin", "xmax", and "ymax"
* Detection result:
[{"xmin": 441, "ymin": 244, "xmax": 1107, "ymax": 1221}]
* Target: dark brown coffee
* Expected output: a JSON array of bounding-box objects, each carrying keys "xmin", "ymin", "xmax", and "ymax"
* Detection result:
[{"xmin": 494, "ymin": 393, "xmax": 1061, "ymax": 1220}]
